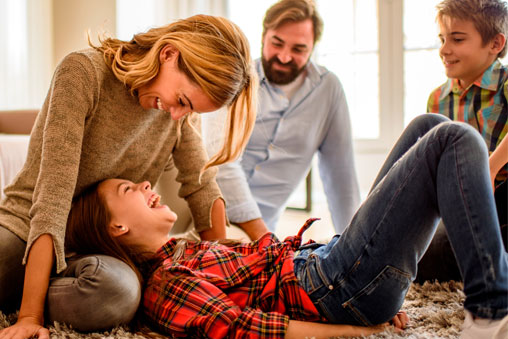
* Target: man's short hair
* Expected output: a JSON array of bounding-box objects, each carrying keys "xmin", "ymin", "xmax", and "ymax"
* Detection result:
[
  {"xmin": 437, "ymin": 0, "xmax": 508, "ymax": 58},
  {"xmin": 262, "ymin": 0, "xmax": 324, "ymax": 45}
]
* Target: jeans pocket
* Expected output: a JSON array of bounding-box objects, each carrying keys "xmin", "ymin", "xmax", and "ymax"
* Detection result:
[{"xmin": 341, "ymin": 265, "xmax": 411, "ymax": 326}]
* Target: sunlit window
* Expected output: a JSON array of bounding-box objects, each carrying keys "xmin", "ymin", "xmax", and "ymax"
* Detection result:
[
  {"xmin": 0, "ymin": 0, "xmax": 28, "ymax": 109},
  {"xmin": 317, "ymin": 0, "xmax": 379, "ymax": 139},
  {"xmin": 0, "ymin": 0, "xmax": 52, "ymax": 110},
  {"xmin": 403, "ymin": 0, "xmax": 446, "ymax": 125}
]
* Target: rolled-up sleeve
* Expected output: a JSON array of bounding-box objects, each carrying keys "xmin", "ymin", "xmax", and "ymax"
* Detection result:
[
  {"xmin": 172, "ymin": 114, "xmax": 223, "ymax": 232},
  {"xmin": 201, "ymin": 109, "xmax": 262, "ymax": 224},
  {"xmin": 27, "ymin": 53, "xmax": 94, "ymax": 272}
]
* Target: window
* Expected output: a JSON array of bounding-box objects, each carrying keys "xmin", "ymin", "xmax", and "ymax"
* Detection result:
[
  {"xmin": 0, "ymin": 0, "xmax": 52, "ymax": 110},
  {"xmin": 403, "ymin": 0, "xmax": 444, "ymax": 125},
  {"xmin": 116, "ymin": 0, "xmax": 227, "ymax": 40},
  {"xmin": 317, "ymin": 0, "xmax": 379, "ymax": 140}
]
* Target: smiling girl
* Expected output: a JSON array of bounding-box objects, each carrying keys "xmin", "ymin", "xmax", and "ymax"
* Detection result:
[{"xmin": 66, "ymin": 114, "xmax": 507, "ymax": 339}]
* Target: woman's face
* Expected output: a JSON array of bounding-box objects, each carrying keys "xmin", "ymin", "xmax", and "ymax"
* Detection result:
[
  {"xmin": 98, "ymin": 179, "xmax": 177, "ymax": 246},
  {"xmin": 137, "ymin": 45, "xmax": 220, "ymax": 120}
]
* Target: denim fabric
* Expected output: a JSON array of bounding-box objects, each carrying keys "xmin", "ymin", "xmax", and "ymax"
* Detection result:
[
  {"xmin": 294, "ymin": 114, "xmax": 508, "ymax": 326},
  {"xmin": 415, "ymin": 220, "xmax": 462, "ymax": 283},
  {"xmin": 417, "ymin": 172, "xmax": 508, "ymax": 283},
  {"xmin": 0, "ymin": 227, "xmax": 140, "ymax": 331}
]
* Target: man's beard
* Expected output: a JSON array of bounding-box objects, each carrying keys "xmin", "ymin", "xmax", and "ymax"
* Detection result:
[{"xmin": 262, "ymin": 55, "xmax": 306, "ymax": 85}]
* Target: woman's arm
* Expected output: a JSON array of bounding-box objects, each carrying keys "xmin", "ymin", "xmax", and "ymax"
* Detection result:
[
  {"xmin": 0, "ymin": 235, "xmax": 53, "ymax": 339},
  {"xmin": 1, "ymin": 52, "xmax": 96, "ymax": 338},
  {"xmin": 285, "ymin": 311, "xmax": 408, "ymax": 338},
  {"xmin": 199, "ymin": 198, "xmax": 226, "ymax": 240},
  {"xmin": 489, "ymin": 135, "xmax": 508, "ymax": 190}
]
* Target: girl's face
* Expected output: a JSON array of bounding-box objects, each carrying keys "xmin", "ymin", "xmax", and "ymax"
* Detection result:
[
  {"xmin": 137, "ymin": 45, "xmax": 220, "ymax": 120},
  {"xmin": 99, "ymin": 179, "xmax": 176, "ymax": 249}
]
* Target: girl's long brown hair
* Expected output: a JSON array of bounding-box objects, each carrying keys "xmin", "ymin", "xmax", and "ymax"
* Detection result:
[
  {"xmin": 65, "ymin": 182, "xmax": 146, "ymax": 283},
  {"xmin": 65, "ymin": 182, "xmax": 244, "ymax": 284}
]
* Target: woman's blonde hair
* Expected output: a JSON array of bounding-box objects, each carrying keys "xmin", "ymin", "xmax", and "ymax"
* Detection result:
[{"xmin": 91, "ymin": 14, "xmax": 258, "ymax": 169}]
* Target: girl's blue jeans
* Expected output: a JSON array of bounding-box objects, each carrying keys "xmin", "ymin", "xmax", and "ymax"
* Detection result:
[{"xmin": 294, "ymin": 114, "xmax": 508, "ymax": 325}]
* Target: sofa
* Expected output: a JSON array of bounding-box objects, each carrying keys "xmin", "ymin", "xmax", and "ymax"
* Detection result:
[
  {"xmin": 0, "ymin": 110, "xmax": 36, "ymax": 200},
  {"xmin": 0, "ymin": 109, "xmax": 248, "ymax": 240}
]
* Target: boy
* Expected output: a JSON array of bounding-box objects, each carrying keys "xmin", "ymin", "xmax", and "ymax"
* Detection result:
[
  {"xmin": 427, "ymin": 0, "xmax": 507, "ymax": 231},
  {"xmin": 418, "ymin": 2, "xmax": 508, "ymax": 334}
]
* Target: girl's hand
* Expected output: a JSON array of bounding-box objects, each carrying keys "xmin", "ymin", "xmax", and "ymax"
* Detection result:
[
  {"xmin": 0, "ymin": 317, "xmax": 50, "ymax": 339},
  {"xmin": 390, "ymin": 311, "xmax": 410, "ymax": 331}
]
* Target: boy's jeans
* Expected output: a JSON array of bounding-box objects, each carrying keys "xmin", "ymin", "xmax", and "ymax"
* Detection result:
[
  {"xmin": 294, "ymin": 114, "xmax": 508, "ymax": 325},
  {"xmin": 0, "ymin": 226, "xmax": 140, "ymax": 332}
]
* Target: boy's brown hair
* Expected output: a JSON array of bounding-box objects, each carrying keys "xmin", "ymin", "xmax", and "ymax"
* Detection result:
[
  {"xmin": 437, "ymin": 0, "xmax": 508, "ymax": 58},
  {"xmin": 262, "ymin": 0, "xmax": 323, "ymax": 44}
]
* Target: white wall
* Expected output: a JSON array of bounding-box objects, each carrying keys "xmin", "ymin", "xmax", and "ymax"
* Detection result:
[{"xmin": 52, "ymin": 0, "xmax": 117, "ymax": 67}]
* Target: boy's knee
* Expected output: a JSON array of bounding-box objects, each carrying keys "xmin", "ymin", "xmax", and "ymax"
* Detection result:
[
  {"xmin": 436, "ymin": 121, "xmax": 488, "ymax": 155},
  {"xmin": 408, "ymin": 113, "xmax": 449, "ymax": 132},
  {"xmin": 47, "ymin": 255, "xmax": 141, "ymax": 332}
]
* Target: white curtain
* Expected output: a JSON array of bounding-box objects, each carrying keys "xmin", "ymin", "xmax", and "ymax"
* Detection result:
[
  {"xmin": 0, "ymin": 0, "xmax": 53, "ymax": 110},
  {"xmin": 116, "ymin": 0, "xmax": 228, "ymax": 40},
  {"xmin": 0, "ymin": 0, "xmax": 227, "ymax": 110}
]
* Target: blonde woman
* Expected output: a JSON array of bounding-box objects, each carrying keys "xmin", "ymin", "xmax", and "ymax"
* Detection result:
[{"xmin": 0, "ymin": 14, "xmax": 257, "ymax": 338}]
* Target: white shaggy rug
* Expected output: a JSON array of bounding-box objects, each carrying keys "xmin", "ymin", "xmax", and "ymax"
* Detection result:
[{"xmin": 0, "ymin": 281, "xmax": 465, "ymax": 338}]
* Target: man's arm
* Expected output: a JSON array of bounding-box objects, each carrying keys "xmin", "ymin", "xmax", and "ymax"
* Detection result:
[
  {"xmin": 199, "ymin": 198, "xmax": 227, "ymax": 240},
  {"xmin": 233, "ymin": 218, "xmax": 269, "ymax": 240},
  {"xmin": 202, "ymin": 109, "xmax": 268, "ymax": 240},
  {"xmin": 317, "ymin": 79, "xmax": 361, "ymax": 234}
]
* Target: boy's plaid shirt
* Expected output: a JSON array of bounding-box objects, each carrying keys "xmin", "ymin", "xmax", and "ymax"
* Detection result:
[
  {"xmin": 427, "ymin": 59, "xmax": 508, "ymax": 183},
  {"xmin": 143, "ymin": 219, "xmax": 325, "ymax": 338}
]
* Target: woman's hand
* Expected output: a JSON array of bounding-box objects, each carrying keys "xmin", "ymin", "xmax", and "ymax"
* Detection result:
[
  {"xmin": 1, "ymin": 235, "xmax": 54, "ymax": 339},
  {"xmin": 0, "ymin": 318, "xmax": 49, "ymax": 339}
]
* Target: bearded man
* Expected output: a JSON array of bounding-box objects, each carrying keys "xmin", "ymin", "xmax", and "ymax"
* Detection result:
[{"xmin": 205, "ymin": 0, "xmax": 360, "ymax": 239}]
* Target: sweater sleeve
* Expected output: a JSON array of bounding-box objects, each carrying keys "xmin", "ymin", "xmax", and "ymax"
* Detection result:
[
  {"xmin": 171, "ymin": 113, "xmax": 223, "ymax": 232},
  {"xmin": 317, "ymin": 76, "xmax": 360, "ymax": 234},
  {"xmin": 25, "ymin": 52, "xmax": 98, "ymax": 272}
]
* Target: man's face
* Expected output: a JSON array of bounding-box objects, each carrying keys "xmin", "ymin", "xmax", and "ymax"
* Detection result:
[{"xmin": 261, "ymin": 19, "xmax": 314, "ymax": 84}]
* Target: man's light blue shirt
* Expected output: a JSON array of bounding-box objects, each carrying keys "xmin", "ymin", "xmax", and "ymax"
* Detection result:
[{"xmin": 204, "ymin": 59, "xmax": 360, "ymax": 233}]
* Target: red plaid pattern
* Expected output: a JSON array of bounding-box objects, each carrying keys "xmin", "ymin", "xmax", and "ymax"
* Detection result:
[{"xmin": 143, "ymin": 219, "xmax": 324, "ymax": 338}]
